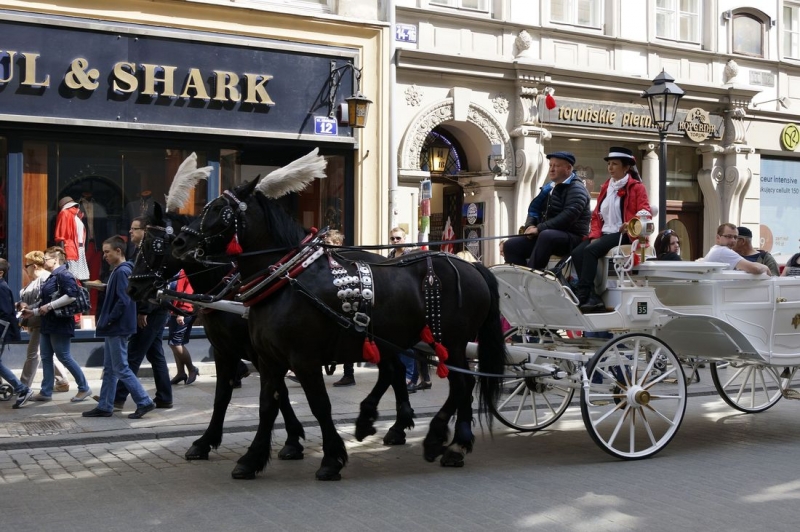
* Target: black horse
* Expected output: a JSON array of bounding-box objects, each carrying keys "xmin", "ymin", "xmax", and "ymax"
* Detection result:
[
  {"xmin": 127, "ymin": 204, "xmax": 417, "ymax": 471},
  {"xmin": 171, "ymin": 177, "xmax": 507, "ymax": 481}
]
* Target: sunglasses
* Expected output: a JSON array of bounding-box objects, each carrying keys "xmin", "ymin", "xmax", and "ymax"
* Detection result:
[{"xmin": 390, "ymin": 236, "xmax": 403, "ymax": 241}]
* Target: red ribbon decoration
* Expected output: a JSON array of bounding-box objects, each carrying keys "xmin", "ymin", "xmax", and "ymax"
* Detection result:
[
  {"xmin": 545, "ymin": 93, "xmax": 557, "ymax": 110},
  {"xmin": 362, "ymin": 338, "xmax": 380, "ymax": 364}
]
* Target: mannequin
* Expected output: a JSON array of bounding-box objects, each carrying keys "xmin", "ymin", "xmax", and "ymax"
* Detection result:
[
  {"xmin": 54, "ymin": 196, "xmax": 90, "ymax": 281},
  {"xmin": 123, "ymin": 190, "xmax": 157, "ymax": 232}
]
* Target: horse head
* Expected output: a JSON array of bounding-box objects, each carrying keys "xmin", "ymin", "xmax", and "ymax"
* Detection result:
[{"xmin": 128, "ymin": 202, "xmax": 189, "ymax": 302}]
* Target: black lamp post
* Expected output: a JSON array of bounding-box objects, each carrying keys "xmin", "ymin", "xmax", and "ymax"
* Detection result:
[{"xmin": 642, "ymin": 70, "xmax": 685, "ymax": 230}]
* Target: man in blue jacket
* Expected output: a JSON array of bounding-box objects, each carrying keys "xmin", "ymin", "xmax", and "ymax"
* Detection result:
[
  {"xmin": 83, "ymin": 236, "xmax": 155, "ymax": 419},
  {"xmin": 503, "ymin": 151, "xmax": 591, "ymax": 269}
]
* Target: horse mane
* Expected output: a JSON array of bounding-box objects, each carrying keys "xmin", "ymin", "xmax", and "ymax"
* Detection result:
[
  {"xmin": 166, "ymin": 153, "xmax": 213, "ymax": 212},
  {"xmin": 254, "ymin": 192, "xmax": 306, "ymax": 249},
  {"xmin": 254, "ymin": 148, "xmax": 327, "ymax": 199}
]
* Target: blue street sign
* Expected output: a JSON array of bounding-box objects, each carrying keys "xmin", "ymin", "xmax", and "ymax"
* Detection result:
[
  {"xmin": 314, "ymin": 116, "xmax": 338, "ymax": 135},
  {"xmin": 395, "ymin": 23, "xmax": 417, "ymax": 43}
]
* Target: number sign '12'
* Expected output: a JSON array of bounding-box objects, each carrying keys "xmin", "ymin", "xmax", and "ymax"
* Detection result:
[{"xmin": 314, "ymin": 116, "xmax": 338, "ymax": 136}]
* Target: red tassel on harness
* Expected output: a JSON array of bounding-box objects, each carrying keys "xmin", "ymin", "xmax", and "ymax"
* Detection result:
[
  {"xmin": 436, "ymin": 362, "xmax": 449, "ymax": 378},
  {"xmin": 420, "ymin": 325, "xmax": 434, "ymax": 344},
  {"xmin": 434, "ymin": 342, "xmax": 448, "ymax": 362},
  {"xmin": 362, "ymin": 338, "xmax": 380, "ymax": 364},
  {"xmin": 226, "ymin": 233, "xmax": 243, "ymax": 255}
]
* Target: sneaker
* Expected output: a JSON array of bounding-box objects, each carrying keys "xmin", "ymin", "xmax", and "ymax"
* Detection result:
[
  {"xmin": 13, "ymin": 388, "xmax": 34, "ymax": 409},
  {"xmin": 333, "ymin": 375, "xmax": 355, "ymax": 387},
  {"xmin": 70, "ymin": 389, "xmax": 93, "ymax": 403},
  {"xmin": 53, "ymin": 382, "xmax": 70, "ymax": 393},
  {"xmin": 32, "ymin": 393, "xmax": 52, "ymax": 402},
  {"xmin": 128, "ymin": 402, "xmax": 156, "ymax": 419}
]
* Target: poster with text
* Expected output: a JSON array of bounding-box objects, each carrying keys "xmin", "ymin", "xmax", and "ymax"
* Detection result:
[{"xmin": 760, "ymin": 158, "xmax": 800, "ymax": 257}]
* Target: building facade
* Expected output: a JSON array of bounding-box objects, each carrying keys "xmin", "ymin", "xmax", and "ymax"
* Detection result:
[
  {"xmin": 393, "ymin": 0, "xmax": 800, "ymax": 265},
  {"xmin": 0, "ymin": 0, "xmax": 389, "ymax": 328}
]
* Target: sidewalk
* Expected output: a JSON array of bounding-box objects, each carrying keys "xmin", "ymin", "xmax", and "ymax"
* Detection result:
[{"xmin": 0, "ymin": 363, "xmax": 453, "ymax": 451}]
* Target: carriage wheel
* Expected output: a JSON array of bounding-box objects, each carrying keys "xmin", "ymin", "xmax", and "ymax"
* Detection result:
[
  {"xmin": 0, "ymin": 384, "xmax": 13, "ymax": 401},
  {"xmin": 490, "ymin": 361, "xmax": 575, "ymax": 432},
  {"xmin": 580, "ymin": 333, "xmax": 687, "ymax": 460},
  {"xmin": 710, "ymin": 362, "xmax": 782, "ymax": 413}
]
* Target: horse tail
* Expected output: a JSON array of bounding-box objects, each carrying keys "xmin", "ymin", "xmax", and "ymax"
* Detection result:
[{"xmin": 473, "ymin": 262, "xmax": 507, "ymax": 429}]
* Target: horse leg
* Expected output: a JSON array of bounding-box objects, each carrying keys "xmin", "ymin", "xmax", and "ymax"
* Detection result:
[
  {"xmin": 355, "ymin": 359, "xmax": 389, "ymax": 442},
  {"xmin": 295, "ymin": 366, "xmax": 348, "ymax": 481},
  {"xmin": 276, "ymin": 376, "xmax": 305, "ymax": 460},
  {"xmin": 383, "ymin": 354, "xmax": 415, "ymax": 446},
  {"xmin": 423, "ymin": 370, "xmax": 461, "ymax": 462},
  {"xmin": 231, "ymin": 367, "xmax": 281, "ymax": 480},
  {"xmin": 440, "ymin": 371, "xmax": 476, "ymax": 468},
  {"xmin": 185, "ymin": 347, "xmax": 234, "ymax": 460}
]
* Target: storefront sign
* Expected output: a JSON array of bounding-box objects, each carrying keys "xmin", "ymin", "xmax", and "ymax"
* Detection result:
[
  {"xmin": 679, "ymin": 107, "xmax": 715, "ymax": 142},
  {"xmin": 541, "ymin": 97, "xmax": 722, "ymax": 139},
  {"xmin": 780, "ymin": 123, "xmax": 800, "ymax": 151},
  {"xmin": 462, "ymin": 202, "xmax": 484, "ymax": 225},
  {"xmin": 760, "ymin": 158, "xmax": 800, "ymax": 257},
  {"xmin": 0, "ymin": 16, "xmax": 357, "ymax": 137}
]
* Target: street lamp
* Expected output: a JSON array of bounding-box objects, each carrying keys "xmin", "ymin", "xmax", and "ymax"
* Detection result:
[{"xmin": 642, "ymin": 69, "xmax": 685, "ymax": 230}]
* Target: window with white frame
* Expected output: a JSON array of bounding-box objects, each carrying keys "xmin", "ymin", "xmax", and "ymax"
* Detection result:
[
  {"xmin": 430, "ymin": 0, "xmax": 489, "ymax": 12},
  {"xmin": 550, "ymin": 0, "xmax": 601, "ymax": 27},
  {"xmin": 733, "ymin": 13, "xmax": 764, "ymax": 57},
  {"xmin": 785, "ymin": 4, "xmax": 800, "ymax": 59},
  {"xmin": 656, "ymin": 0, "xmax": 700, "ymax": 43}
]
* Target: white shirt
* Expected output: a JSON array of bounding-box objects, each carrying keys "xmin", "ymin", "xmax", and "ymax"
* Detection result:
[{"xmin": 704, "ymin": 245, "xmax": 742, "ymax": 269}]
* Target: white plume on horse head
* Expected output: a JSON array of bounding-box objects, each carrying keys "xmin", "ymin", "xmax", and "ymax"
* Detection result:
[
  {"xmin": 255, "ymin": 148, "xmax": 327, "ymax": 199},
  {"xmin": 165, "ymin": 152, "xmax": 214, "ymax": 212}
]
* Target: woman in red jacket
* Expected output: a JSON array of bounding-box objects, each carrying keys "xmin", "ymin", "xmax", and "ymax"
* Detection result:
[{"xmin": 570, "ymin": 147, "xmax": 651, "ymax": 313}]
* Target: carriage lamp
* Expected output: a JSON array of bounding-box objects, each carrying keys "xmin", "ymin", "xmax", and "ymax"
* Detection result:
[
  {"xmin": 642, "ymin": 70, "xmax": 685, "ymax": 231},
  {"xmin": 627, "ymin": 211, "xmax": 655, "ymax": 265},
  {"xmin": 328, "ymin": 61, "xmax": 373, "ymax": 129}
]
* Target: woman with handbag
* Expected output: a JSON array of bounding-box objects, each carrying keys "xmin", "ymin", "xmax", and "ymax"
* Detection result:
[
  {"xmin": 18, "ymin": 250, "xmax": 71, "ymax": 392},
  {"xmin": 21, "ymin": 246, "xmax": 91, "ymax": 402}
]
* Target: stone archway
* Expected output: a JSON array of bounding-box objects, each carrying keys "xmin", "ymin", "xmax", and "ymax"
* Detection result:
[{"xmin": 399, "ymin": 98, "xmax": 514, "ymax": 175}]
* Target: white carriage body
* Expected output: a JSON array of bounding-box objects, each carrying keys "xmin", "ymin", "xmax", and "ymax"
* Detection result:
[{"xmin": 494, "ymin": 262, "xmax": 800, "ymax": 367}]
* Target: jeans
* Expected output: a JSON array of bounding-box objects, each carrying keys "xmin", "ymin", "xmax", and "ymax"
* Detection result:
[
  {"xmin": 115, "ymin": 309, "xmax": 172, "ymax": 404},
  {"xmin": 20, "ymin": 326, "xmax": 69, "ymax": 388},
  {"xmin": 39, "ymin": 332, "xmax": 89, "ymax": 397},
  {"xmin": 97, "ymin": 336, "xmax": 152, "ymax": 412},
  {"xmin": 0, "ymin": 348, "xmax": 25, "ymax": 394},
  {"xmin": 400, "ymin": 351, "xmax": 418, "ymax": 384}
]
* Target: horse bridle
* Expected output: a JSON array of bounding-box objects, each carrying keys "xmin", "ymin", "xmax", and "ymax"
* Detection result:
[
  {"xmin": 180, "ymin": 189, "xmax": 246, "ymax": 258},
  {"xmin": 129, "ymin": 220, "xmax": 176, "ymax": 287}
]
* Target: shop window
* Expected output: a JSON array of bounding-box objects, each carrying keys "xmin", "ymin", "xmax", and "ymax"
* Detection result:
[
  {"xmin": 430, "ymin": 0, "xmax": 489, "ymax": 12},
  {"xmin": 551, "ymin": 0, "xmax": 601, "ymax": 28},
  {"xmin": 419, "ymin": 128, "xmax": 466, "ymax": 179},
  {"xmin": 784, "ymin": 4, "xmax": 800, "ymax": 59},
  {"xmin": 656, "ymin": 0, "xmax": 700, "ymax": 43},
  {"xmin": 665, "ymin": 146, "xmax": 701, "ymax": 203},
  {"xmin": 21, "ymin": 142, "xmax": 209, "ymax": 325},
  {"xmin": 733, "ymin": 13, "xmax": 765, "ymax": 57},
  {"xmin": 219, "ymin": 149, "xmax": 346, "ymax": 233}
]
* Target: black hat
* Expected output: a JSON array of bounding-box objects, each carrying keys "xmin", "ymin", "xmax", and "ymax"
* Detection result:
[
  {"xmin": 604, "ymin": 147, "xmax": 636, "ymax": 164},
  {"xmin": 737, "ymin": 226, "xmax": 752, "ymax": 239},
  {"xmin": 546, "ymin": 151, "xmax": 576, "ymax": 166}
]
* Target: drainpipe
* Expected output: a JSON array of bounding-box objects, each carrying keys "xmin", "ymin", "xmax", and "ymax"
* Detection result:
[{"xmin": 388, "ymin": 0, "xmax": 398, "ymax": 232}]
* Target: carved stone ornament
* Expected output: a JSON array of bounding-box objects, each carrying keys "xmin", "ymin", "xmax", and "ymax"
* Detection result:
[
  {"xmin": 404, "ymin": 84, "xmax": 423, "ymax": 107},
  {"xmin": 723, "ymin": 59, "xmax": 739, "ymax": 84},
  {"xmin": 399, "ymin": 98, "xmax": 514, "ymax": 175},
  {"xmin": 492, "ymin": 94, "xmax": 509, "ymax": 115},
  {"xmin": 515, "ymin": 30, "xmax": 533, "ymax": 57}
]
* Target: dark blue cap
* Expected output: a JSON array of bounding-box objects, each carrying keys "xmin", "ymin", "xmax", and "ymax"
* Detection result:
[{"xmin": 546, "ymin": 151, "xmax": 576, "ymax": 166}]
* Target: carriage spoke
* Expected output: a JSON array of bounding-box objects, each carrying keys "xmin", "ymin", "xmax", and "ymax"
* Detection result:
[{"xmin": 711, "ymin": 362, "xmax": 783, "ymax": 414}]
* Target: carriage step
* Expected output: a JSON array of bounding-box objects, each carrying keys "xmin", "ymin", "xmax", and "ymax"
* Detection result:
[{"xmin": 781, "ymin": 388, "xmax": 800, "ymax": 400}]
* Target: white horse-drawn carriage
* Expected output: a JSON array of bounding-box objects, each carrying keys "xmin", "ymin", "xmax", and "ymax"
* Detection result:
[{"xmin": 484, "ymin": 251, "xmax": 800, "ymax": 459}]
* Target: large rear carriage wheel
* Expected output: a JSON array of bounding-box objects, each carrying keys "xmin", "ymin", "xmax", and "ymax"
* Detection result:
[
  {"xmin": 580, "ymin": 333, "xmax": 687, "ymax": 460},
  {"xmin": 710, "ymin": 362, "xmax": 782, "ymax": 413}
]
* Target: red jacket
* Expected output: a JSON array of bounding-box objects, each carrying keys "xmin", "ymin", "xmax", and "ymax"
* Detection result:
[
  {"xmin": 54, "ymin": 206, "xmax": 82, "ymax": 261},
  {"xmin": 173, "ymin": 271, "xmax": 194, "ymax": 313},
  {"xmin": 588, "ymin": 175, "xmax": 651, "ymax": 240}
]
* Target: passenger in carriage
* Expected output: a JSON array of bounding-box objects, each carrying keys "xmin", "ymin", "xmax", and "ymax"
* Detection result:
[
  {"xmin": 502, "ymin": 151, "xmax": 590, "ymax": 270},
  {"xmin": 570, "ymin": 147, "xmax": 651, "ymax": 313},
  {"xmin": 704, "ymin": 223, "xmax": 772, "ymax": 275},
  {"xmin": 733, "ymin": 226, "xmax": 779, "ymax": 276},
  {"xmin": 781, "ymin": 248, "xmax": 800, "ymax": 276},
  {"xmin": 652, "ymin": 229, "xmax": 682, "ymax": 261}
]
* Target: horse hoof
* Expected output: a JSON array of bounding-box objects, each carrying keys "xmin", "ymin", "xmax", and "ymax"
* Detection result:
[
  {"xmin": 231, "ymin": 464, "xmax": 257, "ymax": 480},
  {"xmin": 278, "ymin": 445, "xmax": 304, "ymax": 461},
  {"xmin": 355, "ymin": 425, "xmax": 377, "ymax": 442},
  {"xmin": 185, "ymin": 446, "xmax": 210, "ymax": 461},
  {"xmin": 440, "ymin": 450, "xmax": 465, "ymax": 468},
  {"xmin": 315, "ymin": 468, "xmax": 342, "ymax": 481},
  {"xmin": 383, "ymin": 429, "xmax": 406, "ymax": 446}
]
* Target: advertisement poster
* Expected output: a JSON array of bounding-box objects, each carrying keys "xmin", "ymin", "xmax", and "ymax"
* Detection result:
[{"xmin": 760, "ymin": 158, "xmax": 800, "ymax": 258}]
